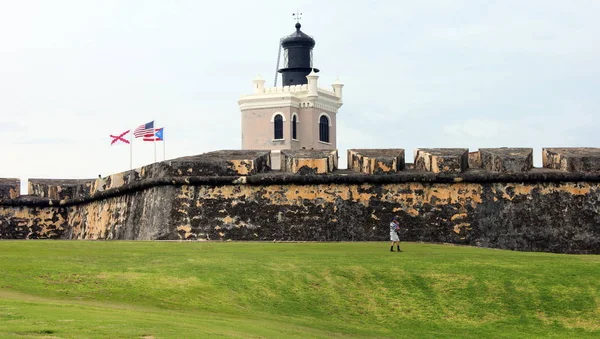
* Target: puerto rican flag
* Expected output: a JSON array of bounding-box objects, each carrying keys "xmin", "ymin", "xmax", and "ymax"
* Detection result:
[{"xmin": 143, "ymin": 128, "xmax": 163, "ymax": 142}]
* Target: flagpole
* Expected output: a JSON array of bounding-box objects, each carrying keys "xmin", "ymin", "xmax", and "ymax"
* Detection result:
[
  {"xmin": 154, "ymin": 120, "xmax": 157, "ymax": 163},
  {"xmin": 129, "ymin": 130, "xmax": 133, "ymax": 171},
  {"xmin": 163, "ymin": 138, "xmax": 166, "ymax": 161}
]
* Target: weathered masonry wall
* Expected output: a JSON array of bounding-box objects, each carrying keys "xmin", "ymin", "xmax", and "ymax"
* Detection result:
[{"xmin": 1, "ymin": 148, "xmax": 600, "ymax": 254}]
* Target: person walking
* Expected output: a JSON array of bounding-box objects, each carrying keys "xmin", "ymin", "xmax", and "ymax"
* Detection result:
[{"xmin": 390, "ymin": 216, "xmax": 402, "ymax": 252}]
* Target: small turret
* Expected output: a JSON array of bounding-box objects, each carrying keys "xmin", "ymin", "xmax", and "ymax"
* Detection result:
[
  {"xmin": 306, "ymin": 69, "xmax": 318, "ymax": 98},
  {"xmin": 332, "ymin": 78, "xmax": 344, "ymax": 100},
  {"xmin": 253, "ymin": 75, "xmax": 265, "ymax": 93}
]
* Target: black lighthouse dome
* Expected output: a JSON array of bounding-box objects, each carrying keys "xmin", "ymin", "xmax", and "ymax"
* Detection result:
[
  {"xmin": 278, "ymin": 23, "xmax": 319, "ymax": 86},
  {"xmin": 281, "ymin": 23, "xmax": 316, "ymax": 48}
]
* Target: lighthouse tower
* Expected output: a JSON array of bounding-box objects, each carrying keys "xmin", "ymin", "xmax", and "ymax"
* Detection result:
[{"xmin": 238, "ymin": 21, "xmax": 343, "ymax": 168}]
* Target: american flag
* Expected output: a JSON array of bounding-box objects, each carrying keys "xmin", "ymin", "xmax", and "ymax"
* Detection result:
[{"xmin": 133, "ymin": 121, "xmax": 154, "ymax": 138}]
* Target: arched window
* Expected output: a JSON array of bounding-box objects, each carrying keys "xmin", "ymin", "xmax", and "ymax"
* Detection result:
[
  {"xmin": 274, "ymin": 114, "xmax": 283, "ymax": 139},
  {"xmin": 292, "ymin": 115, "xmax": 297, "ymax": 140},
  {"xmin": 319, "ymin": 115, "xmax": 329, "ymax": 143}
]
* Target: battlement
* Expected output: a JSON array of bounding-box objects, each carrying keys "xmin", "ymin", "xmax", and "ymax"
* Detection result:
[
  {"xmin": 28, "ymin": 179, "xmax": 94, "ymax": 200},
  {"xmin": 262, "ymin": 84, "xmax": 308, "ymax": 93},
  {"xmin": 542, "ymin": 148, "xmax": 600, "ymax": 172},
  {"xmin": 0, "ymin": 150, "xmax": 270, "ymax": 201},
  {"xmin": 2, "ymin": 147, "xmax": 600, "ymax": 202},
  {"xmin": 348, "ymin": 149, "xmax": 405, "ymax": 174},
  {"xmin": 241, "ymin": 85, "xmax": 340, "ymax": 99},
  {"xmin": 316, "ymin": 87, "xmax": 338, "ymax": 98},
  {"xmin": 0, "ymin": 179, "xmax": 20, "ymax": 199},
  {"xmin": 240, "ymin": 73, "xmax": 342, "ymax": 109},
  {"xmin": 281, "ymin": 149, "xmax": 338, "ymax": 175}
]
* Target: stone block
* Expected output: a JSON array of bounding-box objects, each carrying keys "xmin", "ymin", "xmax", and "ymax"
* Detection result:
[
  {"xmin": 414, "ymin": 148, "xmax": 468, "ymax": 173},
  {"xmin": 468, "ymin": 151, "xmax": 482, "ymax": 168},
  {"xmin": 480, "ymin": 148, "xmax": 533, "ymax": 173},
  {"xmin": 281, "ymin": 149, "xmax": 338, "ymax": 175},
  {"xmin": 28, "ymin": 179, "xmax": 94, "ymax": 200},
  {"xmin": 347, "ymin": 149, "xmax": 405, "ymax": 174},
  {"xmin": 0, "ymin": 178, "xmax": 20, "ymax": 199},
  {"xmin": 543, "ymin": 148, "xmax": 600, "ymax": 172}
]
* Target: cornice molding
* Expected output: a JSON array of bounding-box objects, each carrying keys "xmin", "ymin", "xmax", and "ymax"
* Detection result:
[
  {"xmin": 239, "ymin": 95, "xmax": 342, "ymax": 113},
  {"xmin": 238, "ymin": 87, "xmax": 343, "ymax": 112}
]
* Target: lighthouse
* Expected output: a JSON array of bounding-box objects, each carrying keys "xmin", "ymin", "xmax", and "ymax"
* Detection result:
[
  {"xmin": 238, "ymin": 20, "xmax": 343, "ymax": 169},
  {"xmin": 278, "ymin": 22, "xmax": 319, "ymax": 86}
]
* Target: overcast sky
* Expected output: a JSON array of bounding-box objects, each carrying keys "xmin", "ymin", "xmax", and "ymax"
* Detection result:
[{"xmin": 1, "ymin": 0, "xmax": 599, "ymax": 193}]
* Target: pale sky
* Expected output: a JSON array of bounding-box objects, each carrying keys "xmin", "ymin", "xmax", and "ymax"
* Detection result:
[{"xmin": 1, "ymin": 0, "xmax": 599, "ymax": 194}]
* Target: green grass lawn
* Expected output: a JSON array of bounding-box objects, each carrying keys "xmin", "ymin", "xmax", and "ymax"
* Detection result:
[{"xmin": 0, "ymin": 241, "xmax": 598, "ymax": 339}]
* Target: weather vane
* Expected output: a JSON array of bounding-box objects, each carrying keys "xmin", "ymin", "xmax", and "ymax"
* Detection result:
[{"xmin": 293, "ymin": 10, "xmax": 302, "ymax": 23}]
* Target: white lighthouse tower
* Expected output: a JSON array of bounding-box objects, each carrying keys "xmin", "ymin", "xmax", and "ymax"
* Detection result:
[{"xmin": 238, "ymin": 22, "xmax": 343, "ymax": 168}]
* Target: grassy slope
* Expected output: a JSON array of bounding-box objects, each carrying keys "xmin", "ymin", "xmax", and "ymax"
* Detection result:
[{"xmin": 0, "ymin": 241, "xmax": 598, "ymax": 339}]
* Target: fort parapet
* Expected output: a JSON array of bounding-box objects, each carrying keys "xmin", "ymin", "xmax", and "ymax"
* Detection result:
[
  {"xmin": 0, "ymin": 179, "xmax": 20, "ymax": 200},
  {"xmin": 28, "ymin": 179, "xmax": 94, "ymax": 200},
  {"xmin": 1, "ymin": 148, "xmax": 599, "ymax": 254}
]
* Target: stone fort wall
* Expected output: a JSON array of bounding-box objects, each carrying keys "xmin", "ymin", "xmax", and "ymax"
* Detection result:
[{"xmin": 1, "ymin": 148, "xmax": 599, "ymax": 254}]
